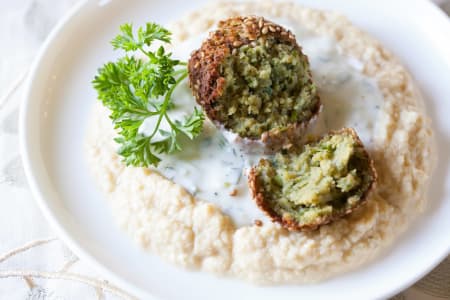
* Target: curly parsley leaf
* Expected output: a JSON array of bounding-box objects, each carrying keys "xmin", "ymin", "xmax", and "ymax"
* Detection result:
[
  {"xmin": 92, "ymin": 22, "xmax": 204, "ymax": 167},
  {"xmin": 111, "ymin": 23, "xmax": 171, "ymax": 51}
]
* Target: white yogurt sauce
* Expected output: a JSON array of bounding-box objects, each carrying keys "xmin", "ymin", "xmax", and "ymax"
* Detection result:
[{"xmin": 139, "ymin": 20, "xmax": 384, "ymax": 227}]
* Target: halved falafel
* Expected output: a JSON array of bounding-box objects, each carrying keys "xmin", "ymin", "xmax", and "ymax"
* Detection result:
[
  {"xmin": 188, "ymin": 16, "xmax": 321, "ymax": 150},
  {"xmin": 248, "ymin": 128, "xmax": 377, "ymax": 231}
]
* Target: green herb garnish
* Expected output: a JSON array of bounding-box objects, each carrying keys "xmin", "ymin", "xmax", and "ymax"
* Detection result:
[{"xmin": 92, "ymin": 23, "xmax": 204, "ymax": 167}]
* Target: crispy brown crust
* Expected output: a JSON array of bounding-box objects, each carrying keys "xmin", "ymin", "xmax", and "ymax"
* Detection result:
[
  {"xmin": 248, "ymin": 128, "xmax": 378, "ymax": 232},
  {"xmin": 187, "ymin": 16, "xmax": 321, "ymax": 146}
]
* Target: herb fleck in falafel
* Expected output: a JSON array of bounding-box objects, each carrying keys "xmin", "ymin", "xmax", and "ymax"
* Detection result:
[
  {"xmin": 248, "ymin": 128, "xmax": 377, "ymax": 231},
  {"xmin": 188, "ymin": 16, "xmax": 321, "ymax": 150}
]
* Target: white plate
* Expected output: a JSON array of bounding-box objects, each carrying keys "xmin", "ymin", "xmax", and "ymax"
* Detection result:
[{"xmin": 20, "ymin": 0, "xmax": 450, "ymax": 299}]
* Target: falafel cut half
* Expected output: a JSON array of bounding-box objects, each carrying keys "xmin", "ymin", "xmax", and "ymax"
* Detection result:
[
  {"xmin": 248, "ymin": 128, "xmax": 377, "ymax": 231},
  {"xmin": 188, "ymin": 16, "xmax": 321, "ymax": 150}
]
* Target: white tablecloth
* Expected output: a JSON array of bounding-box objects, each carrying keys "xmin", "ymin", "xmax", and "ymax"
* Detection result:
[{"xmin": 0, "ymin": 1, "xmax": 448, "ymax": 299}]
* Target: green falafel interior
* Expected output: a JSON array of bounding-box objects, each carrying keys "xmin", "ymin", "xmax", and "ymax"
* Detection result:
[
  {"xmin": 219, "ymin": 35, "xmax": 319, "ymax": 138},
  {"xmin": 249, "ymin": 128, "xmax": 377, "ymax": 231}
]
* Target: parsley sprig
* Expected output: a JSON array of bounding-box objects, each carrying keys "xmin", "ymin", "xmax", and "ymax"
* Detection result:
[{"xmin": 93, "ymin": 23, "xmax": 204, "ymax": 167}]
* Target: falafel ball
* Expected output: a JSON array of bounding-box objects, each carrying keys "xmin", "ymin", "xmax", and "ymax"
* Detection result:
[
  {"xmin": 248, "ymin": 128, "xmax": 377, "ymax": 231},
  {"xmin": 188, "ymin": 16, "xmax": 321, "ymax": 150}
]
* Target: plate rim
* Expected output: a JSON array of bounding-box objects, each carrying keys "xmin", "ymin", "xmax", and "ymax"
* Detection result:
[
  {"xmin": 18, "ymin": 0, "xmax": 153, "ymax": 298},
  {"xmin": 19, "ymin": 0, "xmax": 450, "ymax": 299}
]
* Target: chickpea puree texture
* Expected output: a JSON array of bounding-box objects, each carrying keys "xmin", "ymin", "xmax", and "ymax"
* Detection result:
[{"xmin": 86, "ymin": 2, "xmax": 434, "ymax": 284}]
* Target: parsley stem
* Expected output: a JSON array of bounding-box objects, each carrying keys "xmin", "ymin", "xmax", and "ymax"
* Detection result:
[
  {"xmin": 148, "ymin": 70, "xmax": 188, "ymax": 139},
  {"xmin": 173, "ymin": 68, "xmax": 188, "ymax": 76},
  {"xmin": 163, "ymin": 71, "xmax": 188, "ymax": 128},
  {"xmin": 138, "ymin": 46, "xmax": 150, "ymax": 59},
  {"xmin": 128, "ymin": 107, "xmax": 158, "ymax": 116}
]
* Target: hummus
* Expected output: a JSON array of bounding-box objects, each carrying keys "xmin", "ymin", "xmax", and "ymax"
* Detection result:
[{"xmin": 86, "ymin": 1, "xmax": 435, "ymax": 284}]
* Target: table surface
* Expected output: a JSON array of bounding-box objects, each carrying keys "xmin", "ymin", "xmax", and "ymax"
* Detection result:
[{"xmin": 0, "ymin": 0, "xmax": 449, "ymax": 299}]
